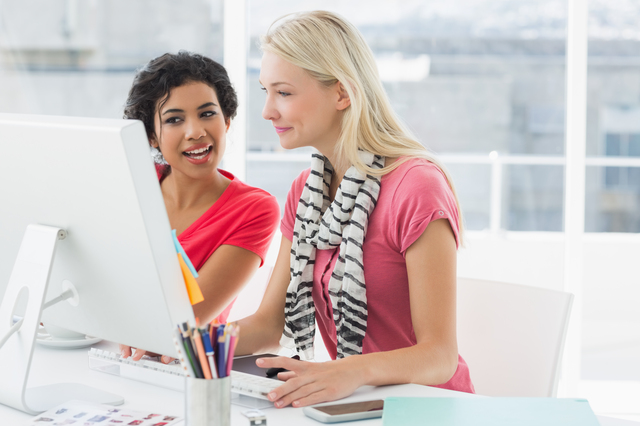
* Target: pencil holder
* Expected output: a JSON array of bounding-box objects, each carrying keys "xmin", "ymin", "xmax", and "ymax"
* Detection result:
[{"xmin": 185, "ymin": 376, "xmax": 231, "ymax": 426}]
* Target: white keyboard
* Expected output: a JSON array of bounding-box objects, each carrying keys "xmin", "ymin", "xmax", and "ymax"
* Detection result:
[
  {"xmin": 87, "ymin": 348, "xmax": 280, "ymax": 400},
  {"xmin": 88, "ymin": 348, "xmax": 185, "ymax": 391},
  {"xmin": 229, "ymin": 370, "xmax": 281, "ymax": 399}
]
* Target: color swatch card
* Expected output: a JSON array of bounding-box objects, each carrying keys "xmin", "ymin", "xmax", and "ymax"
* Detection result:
[
  {"xmin": 382, "ymin": 397, "xmax": 600, "ymax": 426},
  {"xmin": 29, "ymin": 400, "xmax": 182, "ymax": 426}
]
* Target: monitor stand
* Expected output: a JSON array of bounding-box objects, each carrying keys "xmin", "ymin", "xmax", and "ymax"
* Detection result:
[{"xmin": 0, "ymin": 224, "xmax": 123, "ymax": 415}]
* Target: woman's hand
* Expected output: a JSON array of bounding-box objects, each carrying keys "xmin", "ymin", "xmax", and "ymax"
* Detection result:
[
  {"xmin": 118, "ymin": 344, "xmax": 174, "ymax": 364},
  {"xmin": 256, "ymin": 355, "xmax": 366, "ymax": 408}
]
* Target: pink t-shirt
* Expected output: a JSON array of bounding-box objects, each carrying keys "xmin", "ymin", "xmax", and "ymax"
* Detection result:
[{"xmin": 281, "ymin": 158, "xmax": 474, "ymax": 393}]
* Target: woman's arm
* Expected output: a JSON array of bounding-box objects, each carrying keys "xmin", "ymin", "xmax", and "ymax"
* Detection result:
[
  {"xmin": 121, "ymin": 243, "xmax": 262, "ymax": 361},
  {"xmin": 257, "ymin": 218, "xmax": 459, "ymax": 408},
  {"xmin": 191, "ymin": 244, "xmax": 262, "ymax": 324},
  {"xmin": 235, "ymin": 234, "xmax": 292, "ymax": 355}
]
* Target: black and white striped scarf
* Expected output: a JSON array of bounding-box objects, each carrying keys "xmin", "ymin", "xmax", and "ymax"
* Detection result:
[{"xmin": 281, "ymin": 151, "xmax": 384, "ymax": 360}]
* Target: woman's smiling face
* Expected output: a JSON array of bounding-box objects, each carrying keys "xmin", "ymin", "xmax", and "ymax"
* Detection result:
[
  {"xmin": 259, "ymin": 51, "xmax": 347, "ymax": 155},
  {"xmin": 152, "ymin": 81, "xmax": 229, "ymax": 180}
]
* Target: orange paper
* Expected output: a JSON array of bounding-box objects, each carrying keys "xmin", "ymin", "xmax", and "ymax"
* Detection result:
[{"xmin": 178, "ymin": 253, "xmax": 204, "ymax": 305}]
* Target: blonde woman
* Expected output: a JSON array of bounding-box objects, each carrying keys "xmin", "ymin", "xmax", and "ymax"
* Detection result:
[{"xmin": 236, "ymin": 11, "xmax": 474, "ymax": 407}]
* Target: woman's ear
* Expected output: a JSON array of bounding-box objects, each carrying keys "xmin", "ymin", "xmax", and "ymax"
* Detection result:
[
  {"xmin": 225, "ymin": 117, "xmax": 231, "ymax": 132},
  {"xmin": 336, "ymin": 82, "xmax": 351, "ymax": 111},
  {"xmin": 149, "ymin": 136, "xmax": 159, "ymax": 149}
]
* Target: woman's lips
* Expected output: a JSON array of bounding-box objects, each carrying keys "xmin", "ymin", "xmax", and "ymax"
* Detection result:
[
  {"xmin": 275, "ymin": 126, "xmax": 292, "ymax": 134},
  {"xmin": 182, "ymin": 145, "xmax": 212, "ymax": 164}
]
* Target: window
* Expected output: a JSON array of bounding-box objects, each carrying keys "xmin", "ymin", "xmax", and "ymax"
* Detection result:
[
  {"xmin": 245, "ymin": 0, "xmax": 568, "ymax": 233},
  {"xmin": 0, "ymin": 0, "xmax": 224, "ymax": 118},
  {"xmin": 581, "ymin": 1, "xmax": 640, "ymax": 421}
]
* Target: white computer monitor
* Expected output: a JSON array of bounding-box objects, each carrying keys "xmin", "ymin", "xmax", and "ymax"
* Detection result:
[{"xmin": 0, "ymin": 113, "xmax": 195, "ymax": 413}]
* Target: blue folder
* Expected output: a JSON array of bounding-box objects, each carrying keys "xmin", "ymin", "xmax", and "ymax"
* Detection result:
[{"xmin": 382, "ymin": 397, "xmax": 600, "ymax": 426}]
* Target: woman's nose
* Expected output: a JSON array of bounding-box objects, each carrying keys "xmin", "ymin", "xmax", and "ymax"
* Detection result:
[
  {"xmin": 185, "ymin": 120, "xmax": 206, "ymax": 140},
  {"xmin": 262, "ymin": 96, "xmax": 280, "ymax": 121}
]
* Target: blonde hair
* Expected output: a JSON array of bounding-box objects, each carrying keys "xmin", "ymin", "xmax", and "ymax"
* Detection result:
[{"xmin": 262, "ymin": 10, "xmax": 465, "ymax": 240}]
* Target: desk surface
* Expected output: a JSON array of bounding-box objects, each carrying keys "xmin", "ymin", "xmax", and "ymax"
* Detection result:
[{"xmin": 0, "ymin": 341, "xmax": 635, "ymax": 426}]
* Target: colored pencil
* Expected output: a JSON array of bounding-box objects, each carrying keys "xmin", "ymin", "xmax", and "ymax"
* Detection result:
[
  {"xmin": 172, "ymin": 326, "xmax": 195, "ymax": 378},
  {"xmin": 226, "ymin": 325, "xmax": 239, "ymax": 377},
  {"xmin": 181, "ymin": 322, "xmax": 204, "ymax": 379},
  {"xmin": 193, "ymin": 328, "xmax": 212, "ymax": 379},
  {"xmin": 202, "ymin": 331, "xmax": 218, "ymax": 379},
  {"xmin": 216, "ymin": 326, "xmax": 226, "ymax": 378}
]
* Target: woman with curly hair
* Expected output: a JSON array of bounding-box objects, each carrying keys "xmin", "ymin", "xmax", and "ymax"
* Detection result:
[{"xmin": 121, "ymin": 51, "xmax": 279, "ymax": 362}]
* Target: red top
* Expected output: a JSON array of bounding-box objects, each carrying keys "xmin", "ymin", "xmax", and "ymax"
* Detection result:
[
  {"xmin": 281, "ymin": 158, "xmax": 474, "ymax": 393},
  {"xmin": 158, "ymin": 166, "xmax": 280, "ymax": 323}
]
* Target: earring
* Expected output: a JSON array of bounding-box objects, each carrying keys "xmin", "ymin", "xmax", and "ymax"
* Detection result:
[{"xmin": 152, "ymin": 147, "xmax": 167, "ymax": 164}]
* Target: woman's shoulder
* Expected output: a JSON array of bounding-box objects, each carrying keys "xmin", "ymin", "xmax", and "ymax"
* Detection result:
[
  {"xmin": 292, "ymin": 167, "xmax": 312, "ymax": 184},
  {"xmin": 383, "ymin": 157, "xmax": 450, "ymax": 193},
  {"xmin": 233, "ymin": 179, "xmax": 277, "ymax": 202},
  {"xmin": 381, "ymin": 156, "xmax": 461, "ymax": 249},
  {"xmin": 220, "ymin": 169, "xmax": 279, "ymax": 212},
  {"xmin": 288, "ymin": 167, "xmax": 312, "ymax": 197},
  {"xmin": 234, "ymin": 183, "xmax": 280, "ymax": 212},
  {"xmin": 380, "ymin": 156, "xmax": 458, "ymax": 221},
  {"xmin": 155, "ymin": 163, "xmax": 170, "ymax": 182}
]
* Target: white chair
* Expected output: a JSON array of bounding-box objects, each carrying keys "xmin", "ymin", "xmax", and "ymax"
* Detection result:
[
  {"xmin": 457, "ymin": 277, "xmax": 573, "ymax": 397},
  {"xmin": 227, "ymin": 266, "xmax": 273, "ymax": 322}
]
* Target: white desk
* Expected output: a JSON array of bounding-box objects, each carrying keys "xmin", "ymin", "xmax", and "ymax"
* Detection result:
[{"xmin": 0, "ymin": 340, "xmax": 635, "ymax": 426}]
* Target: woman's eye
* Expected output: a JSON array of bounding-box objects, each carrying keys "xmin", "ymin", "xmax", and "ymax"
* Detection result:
[
  {"xmin": 165, "ymin": 117, "xmax": 181, "ymax": 124},
  {"xmin": 260, "ymin": 87, "xmax": 267, "ymax": 93},
  {"xmin": 201, "ymin": 111, "xmax": 216, "ymax": 118},
  {"xmin": 277, "ymin": 91, "xmax": 291, "ymax": 97}
]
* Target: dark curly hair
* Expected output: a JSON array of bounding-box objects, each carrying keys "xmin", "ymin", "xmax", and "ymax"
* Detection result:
[{"xmin": 124, "ymin": 51, "xmax": 238, "ymax": 152}]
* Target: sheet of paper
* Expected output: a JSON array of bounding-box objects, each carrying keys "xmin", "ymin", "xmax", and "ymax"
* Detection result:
[
  {"xmin": 178, "ymin": 253, "xmax": 204, "ymax": 305},
  {"xmin": 29, "ymin": 400, "xmax": 182, "ymax": 426}
]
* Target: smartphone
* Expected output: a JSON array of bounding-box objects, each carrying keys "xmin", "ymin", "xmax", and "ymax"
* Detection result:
[{"xmin": 302, "ymin": 399, "xmax": 384, "ymax": 423}]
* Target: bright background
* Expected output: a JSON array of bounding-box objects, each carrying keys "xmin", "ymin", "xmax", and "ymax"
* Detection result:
[{"xmin": 0, "ymin": 0, "xmax": 638, "ymax": 421}]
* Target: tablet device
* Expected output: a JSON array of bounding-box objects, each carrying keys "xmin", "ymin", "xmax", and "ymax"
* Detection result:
[{"xmin": 231, "ymin": 353, "xmax": 279, "ymax": 377}]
